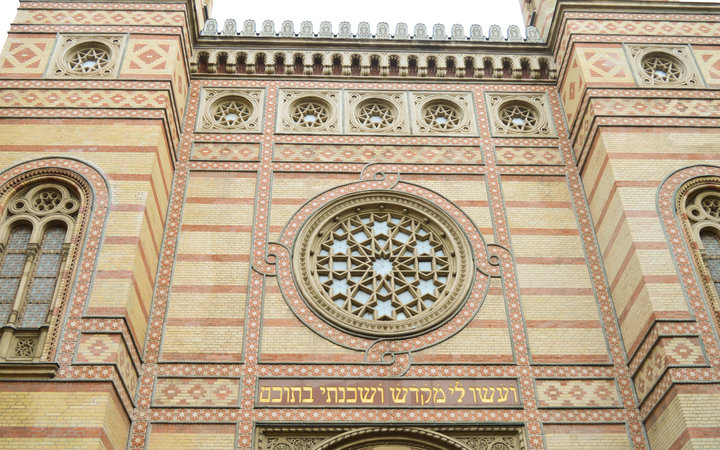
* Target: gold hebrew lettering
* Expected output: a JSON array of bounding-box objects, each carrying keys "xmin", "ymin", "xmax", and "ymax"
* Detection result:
[
  {"xmin": 283, "ymin": 387, "xmax": 293, "ymax": 402},
  {"xmin": 345, "ymin": 387, "xmax": 357, "ymax": 403},
  {"xmin": 390, "ymin": 386, "xmax": 408, "ymax": 403},
  {"xmin": 409, "ymin": 387, "xmax": 420, "ymax": 403},
  {"xmin": 478, "ymin": 387, "xmax": 495, "ymax": 403},
  {"xmin": 326, "ymin": 387, "xmax": 338, "ymax": 403},
  {"xmin": 359, "ymin": 387, "xmax": 376, "ymax": 403},
  {"xmin": 379, "ymin": 386, "xmax": 384, "ymax": 403},
  {"xmin": 302, "ymin": 386, "xmax": 314, "ymax": 403},
  {"xmin": 497, "ymin": 387, "xmax": 509, "ymax": 403},
  {"xmin": 290, "ymin": 387, "xmax": 302, "ymax": 403},
  {"xmin": 420, "ymin": 387, "xmax": 432, "ymax": 406},
  {"xmin": 271, "ymin": 387, "xmax": 283, "ymax": 403},
  {"xmin": 432, "ymin": 386, "xmax": 446, "ymax": 403},
  {"xmin": 338, "ymin": 387, "xmax": 346, "ymax": 403},
  {"xmin": 449, "ymin": 381, "xmax": 465, "ymax": 403},
  {"xmin": 509, "ymin": 386, "xmax": 518, "ymax": 402},
  {"xmin": 259, "ymin": 386, "xmax": 271, "ymax": 403}
]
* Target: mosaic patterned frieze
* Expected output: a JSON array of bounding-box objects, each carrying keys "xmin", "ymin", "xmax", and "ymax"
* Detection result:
[
  {"xmin": 46, "ymin": 34, "xmax": 126, "ymax": 79},
  {"xmin": 535, "ymin": 379, "xmax": 621, "ymax": 408},
  {"xmin": 633, "ymin": 336, "xmax": 707, "ymax": 400}
]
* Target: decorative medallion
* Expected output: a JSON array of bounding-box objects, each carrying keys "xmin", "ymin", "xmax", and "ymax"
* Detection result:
[
  {"xmin": 626, "ymin": 44, "xmax": 704, "ymax": 88},
  {"xmin": 487, "ymin": 92, "xmax": 554, "ymax": 137},
  {"xmin": 46, "ymin": 34, "xmax": 126, "ymax": 79},
  {"xmin": 292, "ymin": 190, "xmax": 475, "ymax": 337},
  {"xmin": 197, "ymin": 88, "xmax": 264, "ymax": 132},
  {"xmin": 277, "ymin": 89, "xmax": 340, "ymax": 133},
  {"xmin": 411, "ymin": 92, "xmax": 476, "ymax": 135}
]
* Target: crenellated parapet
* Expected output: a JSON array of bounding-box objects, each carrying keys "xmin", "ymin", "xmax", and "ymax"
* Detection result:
[{"xmin": 201, "ymin": 19, "xmax": 544, "ymax": 42}]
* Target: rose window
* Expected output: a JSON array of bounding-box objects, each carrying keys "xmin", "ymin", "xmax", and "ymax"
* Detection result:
[
  {"xmin": 293, "ymin": 192, "xmax": 474, "ymax": 337},
  {"xmin": 499, "ymin": 102, "xmax": 539, "ymax": 132},
  {"xmin": 67, "ymin": 45, "xmax": 111, "ymax": 74},
  {"xmin": 642, "ymin": 53, "xmax": 685, "ymax": 84},
  {"xmin": 211, "ymin": 97, "xmax": 252, "ymax": 127},
  {"xmin": 357, "ymin": 100, "xmax": 396, "ymax": 130},
  {"xmin": 421, "ymin": 101, "xmax": 461, "ymax": 131},
  {"xmin": 701, "ymin": 195, "xmax": 720, "ymax": 219},
  {"xmin": 291, "ymin": 99, "xmax": 330, "ymax": 128},
  {"xmin": 31, "ymin": 188, "xmax": 62, "ymax": 213}
]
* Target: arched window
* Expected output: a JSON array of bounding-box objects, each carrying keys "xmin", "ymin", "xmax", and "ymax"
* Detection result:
[
  {"xmin": 682, "ymin": 186, "xmax": 720, "ymax": 327},
  {"xmin": 0, "ymin": 182, "xmax": 79, "ymax": 362}
]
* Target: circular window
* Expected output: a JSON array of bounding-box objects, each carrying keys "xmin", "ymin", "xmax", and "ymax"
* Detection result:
[
  {"xmin": 293, "ymin": 192, "xmax": 474, "ymax": 337},
  {"xmin": 291, "ymin": 98, "xmax": 330, "ymax": 128},
  {"xmin": 498, "ymin": 101, "xmax": 539, "ymax": 133},
  {"xmin": 421, "ymin": 101, "xmax": 462, "ymax": 132},
  {"xmin": 31, "ymin": 188, "xmax": 63, "ymax": 213},
  {"xmin": 211, "ymin": 96, "xmax": 253, "ymax": 128},
  {"xmin": 356, "ymin": 99, "xmax": 396, "ymax": 130},
  {"xmin": 66, "ymin": 43, "xmax": 112, "ymax": 75},
  {"xmin": 642, "ymin": 52, "xmax": 686, "ymax": 84}
]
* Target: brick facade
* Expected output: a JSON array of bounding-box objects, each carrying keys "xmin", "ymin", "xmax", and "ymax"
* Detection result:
[{"xmin": 0, "ymin": 0, "xmax": 718, "ymax": 448}]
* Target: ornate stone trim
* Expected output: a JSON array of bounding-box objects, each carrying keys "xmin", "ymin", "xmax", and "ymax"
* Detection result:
[
  {"xmin": 276, "ymin": 89, "xmax": 340, "ymax": 134},
  {"xmin": 486, "ymin": 92, "xmax": 554, "ymax": 137},
  {"xmin": 254, "ymin": 426, "xmax": 526, "ymax": 450},
  {"xmin": 411, "ymin": 92, "xmax": 477, "ymax": 135},
  {"xmin": 203, "ymin": 18, "xmax": 543, "ymax": 42},
  {"xmin": 292, "ymin": 191, "xmax": 475, "ymax": 337},
  {"xmin": 191, "ymin": 50, "xmax": 558, "ymax": 81},
  {"xmin": 345, "ymin": 91, "xmax": 408, "ymax": 134},
  {"xmin": 626, "ymin": 44, "xmax": 704, "ymax": 88},
  {"xmin": 196, "ymin": 88, "xmax": 264, "ymax": 132},
  {"xmin": 46, "ymin": 34, "xmax": 126, "ymax": 79}
]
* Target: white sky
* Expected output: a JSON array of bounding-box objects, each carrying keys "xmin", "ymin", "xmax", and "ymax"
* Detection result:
[{"xmin": 0, "ymin": 0, "xmax": 524, "ymax": 51}]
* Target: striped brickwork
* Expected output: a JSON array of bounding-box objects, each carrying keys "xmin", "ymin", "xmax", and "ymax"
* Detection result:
[
  {"xmin": 0, "ymin": 0, "xmax": 717, "ymax": 449},
  {"xmin": 554, "ymin": 6, "xmax": 720, "ymax": 449}
]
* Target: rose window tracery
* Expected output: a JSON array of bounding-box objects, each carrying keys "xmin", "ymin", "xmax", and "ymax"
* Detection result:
[
  {"xmin": 291, "ymin": 99, "xmax": 330, "ymax": 128},
  {"xmin": 293, "ymin": 192, "xmax": 474, "ymax": 337},
  {"xmin": 211, "ymin": 97, "xmax": 253, "ymax": 127},
  {"xmin": 357, "ymin": 100, "xmax": 396, "ymax": 130},
  {"xmin": 498, "ymin": 102, "xmax": 538, "ymax": 132},
  {"xmin": 67, "ymin": 44, "xmax": 111, "ymax": 74},
  {"xmin": 642, "ymin": 53, "xmax": 685, "ymax": 84},
  {"xmin": 421, "ymin": 101, "xmax": 461, "ymax": 131}
]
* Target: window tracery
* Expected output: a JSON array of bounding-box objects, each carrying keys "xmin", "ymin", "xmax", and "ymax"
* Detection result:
[
  {"xmin": 0, "ymin": 182, "xmax": 79, "ymax": 363},
  {"xmin": 683, "ymin": 186, "xmax": 720, "ymax": 327},
  {"xmin": 626, "ymin": 44, "xmax": 703, "ymax": 88}
]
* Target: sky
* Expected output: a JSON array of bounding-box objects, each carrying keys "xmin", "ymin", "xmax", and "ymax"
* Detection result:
[{"xmin": 0, "ymin": 0, "xmax": 524, "ymax": 51}]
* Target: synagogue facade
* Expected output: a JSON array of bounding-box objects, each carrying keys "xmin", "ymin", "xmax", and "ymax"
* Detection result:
[{"xmin": 0, "ymin": 0, "xmax": 719, "ymax": 448}]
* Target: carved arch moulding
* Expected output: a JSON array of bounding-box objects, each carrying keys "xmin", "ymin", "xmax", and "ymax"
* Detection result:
[
  {"xmin": 263, "ymin": 168, "xmax": 505, "ymax": 364},
  {"xmin": 0, "ymin": 158, "xmax": 109, "ymax": 377}
]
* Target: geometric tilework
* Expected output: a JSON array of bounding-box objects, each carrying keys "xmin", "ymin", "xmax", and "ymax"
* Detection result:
[
  {"xmin": 191, "ymin": 142, "xmax": 260, "ymax": 161},
  {"xmin": 0, "ymin": 89, "xmax": 171, "ymax": 109},
  {"xmin": 273, "ymin": 144, "xmax": 482, "ymax": 164},
  {"xmin": 495, "ymin": 146, "xmax": 563, "ymax": 165},
  {"xmin": 75, "ymin": 333, "xmax": 138, "ymax": 394},
  {"xmin": 0, "ymin": 38, "xmax": 53, "ymax": 76},
  {"xmin": 15, "ymin": 9, "xmax": 186, "ymax": 27},
  {"xmin": 633, "ymin": 337, "xmax": 707, "ymax": 401},
  {"xmin": 536, "ymin": 379, "xmax": 621, "ymax": 408},
  {"xmin": 153, "ymin": 378, "xmax": 240, "ymax": 407}
]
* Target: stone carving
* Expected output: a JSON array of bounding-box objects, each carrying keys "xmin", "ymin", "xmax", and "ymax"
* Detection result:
[
  {"xmin": 507, "ymin": 25, "xmax": 522, "ymax": 42},
  {"xmin": 299, "ymin": 21, "xmax": 314, "ymax": 37},
  {"xmin": 276, "ymin": 89, "xmax": 340, "ymax": 134},
  {"xmin": 338, "ymin": 21, "xmax": 352, "ymax": 38},
  {"xmin": 201, "ymin": 18, "xmax": 217, "ymax": 35},
  {"xmin": 221, "ymin": 19, "xmax": 236, "ymax": 36},
  {"xmin": 526, "ymin": 25, "xmax": 542, "ymax": 42},
  {"xmin": 376, "ymin": 22, "xmax": 390, "ymax": 39},
  {"xmin": 411, "ymin": 92, "xmax": 476, "ymax": 135},
  {"xmin": 319, "ymin": 21, "xmax": 333, "ymax": 38},
  {"xmin": 358, "ymin": 22, "xmax": 372, "ymax": 38},
  {"xmin": 451, "ymin": 24, "xmax": 465, "ymax": 40},
  {"xmin": 47, "ymin": 34, "xmax": 126, "ymax": 79},
  {"xmin": 241, "ymin": 19, "xmax": 256, "ymax": 37},
  {"xmin": 280, "ymin": 20, "xmax": 295, "ymax": 37},
  {"xmin": 345, "ymin": 90, "xmax": 408, "ymax": 134},
  {"xmin": 486, "ymin": 92, "xmax": 554, "ymax": 137},
  {"xmin": 414, "ymin": 23, "xmax": 428, "ymax": 39},
  {"xmin": 197, "ymin": 88, "xmax": 264, "ymax": 132},
  {"xmin": 626, "ymin": 44, "xmax": 704, "ymax": 88},
  {"xmin": 432, "ymin": 24, "xmax": 446, "ymax": 40},
  {"xmin": 470, "ymin": 24, "xmax": 484, "ymax": 40},
  {"xmin": 488, "ymin": 24, "xmax": 503, "ymax": 41},
  {"xmin": 395, "ymin": 23, "xmax": 409, "ymax": 39},
  {"xmin": 260, "ymin": 20, "xmax": 275, "ymax": 37}
]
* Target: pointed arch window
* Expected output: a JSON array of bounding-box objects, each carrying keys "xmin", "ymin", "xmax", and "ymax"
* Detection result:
[
  {"xmin": 683, "ymin": 188, "xmax": 720, "ymax": 326},
  {"xmin": 0, "ymin": 183, "xmax": 79, "ymax": 363}
]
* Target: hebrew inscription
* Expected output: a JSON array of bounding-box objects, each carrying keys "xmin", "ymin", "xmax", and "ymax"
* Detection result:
[{"xmin": 257, "ymin": 378, "xmax": 520, "ymax": 408}]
